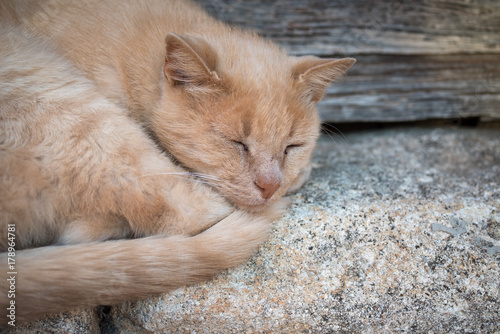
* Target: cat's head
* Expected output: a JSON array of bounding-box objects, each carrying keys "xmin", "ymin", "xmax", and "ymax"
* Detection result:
[{"xmin": 152, "ymin": 33, "xmax": 355, "ymax": 211}]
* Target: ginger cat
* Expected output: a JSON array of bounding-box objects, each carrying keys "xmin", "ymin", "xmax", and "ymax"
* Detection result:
[{"xmin": 0, "ymin": 0, "xmax": 355, "ymax": 325}]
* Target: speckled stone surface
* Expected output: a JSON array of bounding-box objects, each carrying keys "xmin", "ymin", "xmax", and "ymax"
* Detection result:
[
  {"xmin": 108, "ymin": 127, "xmax": 500, "ymax": 333},
  {"xmin": 5, "ymin": 127, "xmax": 500, "ymax": 333},
  {"xmin": 2, "ymin": 308, "xmax": 100, "ymax": 334}
]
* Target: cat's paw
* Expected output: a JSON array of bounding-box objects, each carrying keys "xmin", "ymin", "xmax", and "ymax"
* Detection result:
[
  {"xmin": 286, "ymin": 163, "xmax": 312, "ymax": 194},
  {"xmin": 192, "ymin": 206, "xmax": 284, "ymax": 268}
]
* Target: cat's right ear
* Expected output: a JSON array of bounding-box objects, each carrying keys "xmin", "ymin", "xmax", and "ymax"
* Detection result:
[
  {"xmin": 292, "ymin": 56, "xmax": 356, "ymax": 105},
  {"xmin": 164, "ymin": 33, "xmax": 223, "ymax": 95}
]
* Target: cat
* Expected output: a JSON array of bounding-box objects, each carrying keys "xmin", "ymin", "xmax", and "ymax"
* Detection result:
[{"xmin": 0, "ymin": 0, "xmax": 355, "ymax": 325}]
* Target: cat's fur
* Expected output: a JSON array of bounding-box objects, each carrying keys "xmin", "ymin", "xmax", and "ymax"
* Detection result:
[{"xmin": 0, "ymin": 0, "xmax": 355, "ymax": 324}]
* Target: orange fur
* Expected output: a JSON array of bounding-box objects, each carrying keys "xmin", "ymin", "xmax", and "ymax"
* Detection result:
[{"xmin": 0, "ymin": 0, "xmax": 354, "ymax": 325}]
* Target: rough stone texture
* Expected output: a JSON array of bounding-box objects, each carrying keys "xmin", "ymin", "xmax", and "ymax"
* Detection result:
[
  {"xmin": 2, "ymin": 308, "xmax": 100, "ymax": 334},
  {"xmin": 5, "ymin": 127, "xmax": 499, "ymax": 333},
  {"xmin": 106, "ymin": 127, "xmax": 500, "ymax": 333}
]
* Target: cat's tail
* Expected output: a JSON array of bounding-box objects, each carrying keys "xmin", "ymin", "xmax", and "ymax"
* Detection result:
[{"xmin": 0, "ymin": 204, "xmax": 285, "ymax": 325}]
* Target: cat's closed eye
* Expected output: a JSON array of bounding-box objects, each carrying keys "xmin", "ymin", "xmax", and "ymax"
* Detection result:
[
  {"xmin": 284, "ymin": 144, "xmax": 303, "ymax": 155},
  {"xmin": 233, "ymin": 141, "xmax": 248, "ymax": 152}
]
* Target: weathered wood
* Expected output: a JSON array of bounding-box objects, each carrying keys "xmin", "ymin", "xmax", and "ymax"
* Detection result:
[
  {"xmin": 194, "ymin": 0, "xmax": 500, "ymax": 123},
  {"xmin": 323, "ymin": 54, "xmax": 500, "ymax": 122},
  {"xmin": 197, "ymin": 0, "xmax": 500, "ymax": 56}
]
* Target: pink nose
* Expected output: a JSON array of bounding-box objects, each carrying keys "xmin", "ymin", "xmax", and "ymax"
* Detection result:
[{"xmin": 255, "ymin": 177, "xmax": 281, "ymax": 200}]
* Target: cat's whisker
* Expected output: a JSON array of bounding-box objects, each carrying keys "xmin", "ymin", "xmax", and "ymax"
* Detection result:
[
  {"xmin": 182, "ymin": 174, "xmax": 230, "ymax": 198},
  {"xmin": 189, "ymin": 172, "xmax": 222, "ymax": 182},
  {"xmin": 141, "ymin": 171, "xmax": 228, "ymax": 196},
  {"xmin": 324, "ymin": 123, "xmax": 349, "ymax": 145},
  {"xmin": 321, "ymin": 127, "xmax": 341, "ymax": 150},
  {"xmin": 187, "ymin": 180, "xmax": 230, "ymax": 199},
  {"xmin": 140, "ymin": 172, "xmax": 192, "ymax": 178},
  {"xmin": 321, "ymin": 124, "xmax": 348, "ymax": 145},
  {"xmin": 321, "ymin": 124, "xmax": 349, "ymax": 151},
  {"xmin": 140, "ymin": 171, "xmax": 223, "ymax": 185},
  {"xmin": 193, "ymin": 179, "xmax": 227, "ymax": 193}
]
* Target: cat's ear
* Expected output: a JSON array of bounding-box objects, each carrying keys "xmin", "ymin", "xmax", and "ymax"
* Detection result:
[
  {"xmin": 164, "ymin": 33, "xmax": 222, "ymax": 94},
  {"xmin": 292, "ymin": 56, "xmax": 356, "ymax": 104}
]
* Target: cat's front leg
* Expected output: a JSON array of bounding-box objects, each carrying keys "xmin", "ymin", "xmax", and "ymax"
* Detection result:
[
  {"xmin": 81, "ymin": 113, "xmax": 235, "ymax": 238},
  {"xmin": 42, "ymin": 101, "xmax": 234, "ymax": 244},
  {"xmin": 82, "ymin": 141, "xmax": 235, "ymax": 239}
]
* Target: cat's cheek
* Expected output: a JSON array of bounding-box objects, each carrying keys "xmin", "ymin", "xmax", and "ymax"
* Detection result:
[
  {"xmin": 286, "ymin": 163, "xmax": 312, "ymax": 194},
  {"xmin": 224, "ymin": 185, "xmax": 270, "ymax": 211}
]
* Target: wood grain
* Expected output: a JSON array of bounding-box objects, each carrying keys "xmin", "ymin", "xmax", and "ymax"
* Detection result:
[{"xmin": 194, "ymin": 0, "xmax": 500, "ymax": 123}]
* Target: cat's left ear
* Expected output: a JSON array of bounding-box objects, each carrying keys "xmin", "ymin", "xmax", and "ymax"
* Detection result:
[
  {"xmin": 292, "ymin": 56, "xmax": 356, "ymax": 104},
  {"xmin": 164, "ymin": 33, "xmax": 222, "ymax": 95}
]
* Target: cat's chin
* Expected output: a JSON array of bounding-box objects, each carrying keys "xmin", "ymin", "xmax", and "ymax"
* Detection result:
[
  {"xmin": 234, "ymin": 196, "xmax": 292, "ymax": 219},
  {"xmin": 231, "ymin": 194, "xmax": 283, "ymax": 212}
]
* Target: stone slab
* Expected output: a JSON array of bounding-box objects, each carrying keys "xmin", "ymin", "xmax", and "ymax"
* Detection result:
[{"xmin": 6, "ymin": 127, "xmax": 500, "ymax": 333}]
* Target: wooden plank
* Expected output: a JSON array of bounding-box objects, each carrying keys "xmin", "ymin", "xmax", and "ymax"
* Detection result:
[
  {"xmin": 196, "ymin": 0, "xmax": 500, "ymax": 56},
  {"xmin": 322, "ymin": 54, "xmax": 500, "ymax": 122},
  {"xmin": 194, "ymin": 0, "xmax": 500, "ymax": 123}
]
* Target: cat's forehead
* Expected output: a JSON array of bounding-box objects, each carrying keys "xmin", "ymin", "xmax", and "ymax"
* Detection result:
[{"xmin": 213, "ymin": 89, "xmax": 316, "ymax": 143}]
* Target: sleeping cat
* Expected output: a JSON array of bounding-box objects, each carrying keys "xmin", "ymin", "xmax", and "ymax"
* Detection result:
[{"xmin": 0, "ymin": 0, "xmax": 355, "ymax": 325}]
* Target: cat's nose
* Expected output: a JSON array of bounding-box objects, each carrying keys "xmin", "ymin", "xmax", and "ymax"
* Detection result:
[{"xmin": 255, "ymin": 175, "xmax": 281, "ymax": 200}]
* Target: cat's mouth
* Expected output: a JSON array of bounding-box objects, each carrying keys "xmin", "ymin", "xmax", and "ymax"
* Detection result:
[
  {"xmin": 225, "ymin": 184, "xmax": 286, "ymax": 212},
  {"xmin": 190, "ymin": 169, "xmax": 287, "ymax": 211}
]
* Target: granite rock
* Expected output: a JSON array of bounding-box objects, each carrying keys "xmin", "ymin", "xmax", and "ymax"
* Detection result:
[
  {"xmin": 3, "ymin": 308, "xmax": 100, "ymax": 334},
  {"xmin": 6, "ymin": 127, "xmax": 500, "ymax": 333}
]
